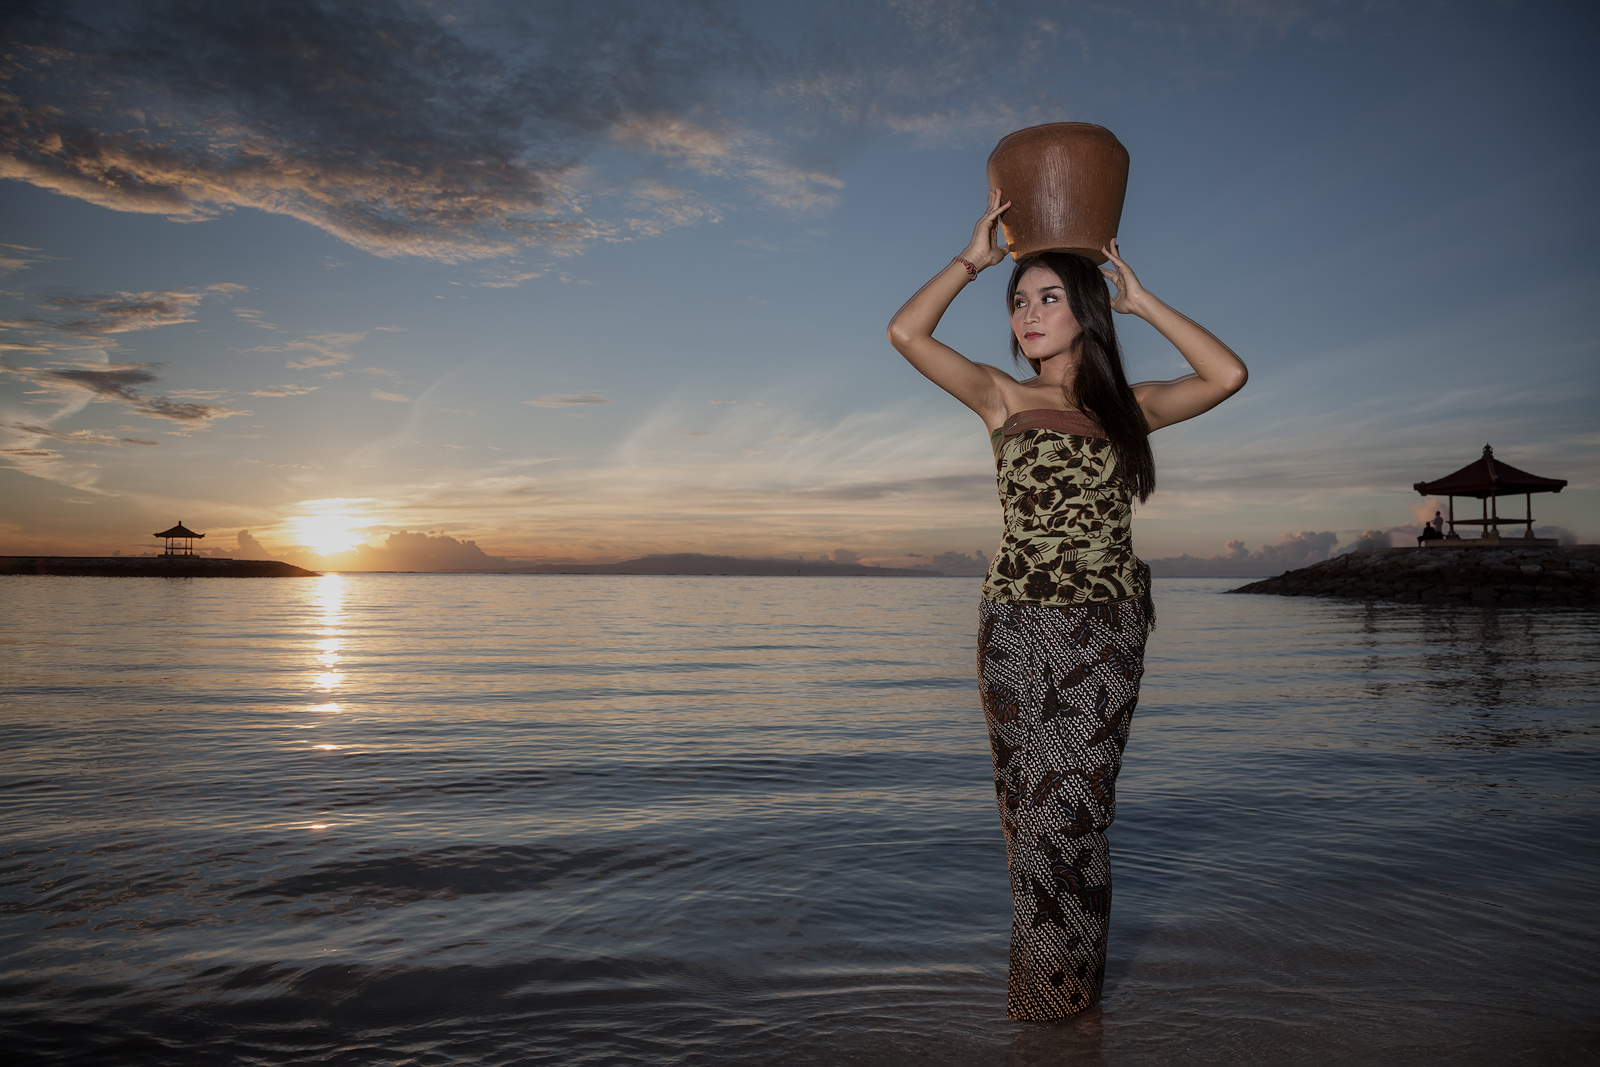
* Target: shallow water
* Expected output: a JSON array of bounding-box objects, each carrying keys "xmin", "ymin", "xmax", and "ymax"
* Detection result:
[{"xmin": 1, "ymin": 574, "xmax": 1596, "ymax": 1065}]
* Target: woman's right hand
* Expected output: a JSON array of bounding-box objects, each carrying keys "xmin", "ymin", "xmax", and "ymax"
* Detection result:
[
  {"xmin": 961, "ymin": 188, "xmax": 1012, "ymax": 271},
  {"xmin": 887, "ymin": 185, "xmax": 1016, "ymax": 425}
]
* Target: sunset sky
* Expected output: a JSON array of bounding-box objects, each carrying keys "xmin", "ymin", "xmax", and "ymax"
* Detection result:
[{"xmin": 2, "ymin": 0, "xmax": 1595, "ymax": 567}]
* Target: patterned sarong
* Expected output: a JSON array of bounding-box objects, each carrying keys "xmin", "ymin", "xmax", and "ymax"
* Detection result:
[{"xmin": 977, "ymin": 595, "xmax": 1150, "ymax": 1020}]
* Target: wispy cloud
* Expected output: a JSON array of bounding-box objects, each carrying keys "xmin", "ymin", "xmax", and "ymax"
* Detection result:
[
  {"xmin": 475, "ymin": 267, "xmax": 547, "ymax": 289},
  {"xmin": 613, "ymin": 116, "xmax": 843, "ymax": 214},
  {"xmin": 524, "ymin": 393, "xmax": 611, "ymax": 407},
  {"xmin": 233, "ymin": 307, "xmax": 277, "ymax": 329},
  {"xmin": 4, "ymin": 421, "xmax": 159, "ymax": 446},
  {"xmin": 0, "ymin": 362, "xmax": 245, "ymax": 426},
  {"xmin": 250, "ymin": 331, "xmax": 368, "ymax": 370},
  {"xmin": 248, "ymin": 384, "xmax": 318, "ymax": 397},
  {"xmin": 304, "ymin": 393, "xmax": 1000, "ymax": 558},
  {"xmin": 0, "ymin": 242, "xmax": 45, "ymax": 274},
  {"xmin": 5, "ymin": 284, "xmax": 244, "ymax": 336}
]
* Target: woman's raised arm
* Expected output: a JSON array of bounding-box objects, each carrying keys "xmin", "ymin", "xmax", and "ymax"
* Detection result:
[
  {"xmin": 887, "ymin": 190, "xmax": 1015, "ymax": 424},
  {"xmin": 1101, "ymin": 240, "xmax": 1249, "ymax": 431}
]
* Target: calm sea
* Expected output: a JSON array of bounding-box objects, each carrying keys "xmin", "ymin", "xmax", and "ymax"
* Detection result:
[{"xmin": 1, "ymin": 574, "xmax": 1596, "ymax": 1066}]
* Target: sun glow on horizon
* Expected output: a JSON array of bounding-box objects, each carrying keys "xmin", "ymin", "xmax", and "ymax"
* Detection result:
[{"xmin": 290, "ymin": 511, "xmax": 366, "ymax": 556}]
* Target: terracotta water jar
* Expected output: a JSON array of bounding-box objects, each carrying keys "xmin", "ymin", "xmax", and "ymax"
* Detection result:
[{"xmin": 986, "ymin": 123, "xmax": 1129, "ymax": 263}]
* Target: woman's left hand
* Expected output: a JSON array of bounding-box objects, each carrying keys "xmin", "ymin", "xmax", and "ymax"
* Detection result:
[
  {"xmin": 1099, "ymin": 238, "xmax": 1148, "ymax": 315},
  {"xmin": 1110, "ymin": 235, "xmax": 1249, "ymax": 430}
]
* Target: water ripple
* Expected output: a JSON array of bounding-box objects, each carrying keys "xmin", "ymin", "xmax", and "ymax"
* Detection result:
[{"xmin": 1, "ymin": 574, "xmax": 1595, "ymax": 1065}]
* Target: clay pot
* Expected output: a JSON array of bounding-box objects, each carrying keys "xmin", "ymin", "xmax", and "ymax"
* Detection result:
[{"xmin": 986, "ymin": 123, "xmax": 1129, "ymax": 263}]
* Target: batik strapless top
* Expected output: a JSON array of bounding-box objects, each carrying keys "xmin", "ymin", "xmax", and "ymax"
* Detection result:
[{"xmin": 981, "ymin": 408, "xmax": 1149, "ymax": 607}]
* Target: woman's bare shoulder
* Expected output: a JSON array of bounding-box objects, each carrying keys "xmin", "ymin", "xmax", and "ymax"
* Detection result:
[{"xmin": 973, "ymin": 363, "xmax": 1038, "ymax": 429}]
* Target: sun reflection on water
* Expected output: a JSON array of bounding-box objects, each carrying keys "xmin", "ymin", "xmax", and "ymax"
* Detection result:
[
  {"xmin": 309, "ymin": 574, "xmax": 346, "ymax": 692},
  {"xmin": 296, "ymin": 576, "xmax": 353, "ymax": 831}
]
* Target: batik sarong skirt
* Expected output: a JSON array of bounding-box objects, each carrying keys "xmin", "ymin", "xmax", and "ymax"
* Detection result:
[{"xmin": 977, "ymin": 595, "xmax": 1150, "ymax": 1020}]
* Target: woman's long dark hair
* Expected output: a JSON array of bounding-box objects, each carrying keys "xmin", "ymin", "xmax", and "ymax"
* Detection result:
[{"xmin": 1007, "ymin": 251, "xmax": 1156, "ymax": 502}]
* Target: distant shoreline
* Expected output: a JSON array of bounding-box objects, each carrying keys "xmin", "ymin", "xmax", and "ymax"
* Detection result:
[
  {"xmin": 336, "ymin": 553, "xmax": 952, "ymax": 576},
  {"xmin": 488, "ymin": 553, "xmax": 946, "ymax": 577},
  {"xmin": 0, "ymin": 552, "xmax": 949, "ymax": 578}
]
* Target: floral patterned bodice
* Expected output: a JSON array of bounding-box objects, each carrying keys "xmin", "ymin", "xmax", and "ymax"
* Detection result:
[{"xmin": 981, "ymin": 408, "xmax": 1149, "ymax": 607}]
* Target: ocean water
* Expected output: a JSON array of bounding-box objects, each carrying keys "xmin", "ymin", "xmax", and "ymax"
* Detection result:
[{"xmin": 0, "ymin": 574, "xmax": 1596, "ymax": 1066}]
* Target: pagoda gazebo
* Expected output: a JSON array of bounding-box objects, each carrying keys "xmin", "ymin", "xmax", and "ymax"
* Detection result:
[
  {"xmin": 154, "ymin": 521, "xmax": 206, "ymax": 556},
  {"xmin": 1413, "ymin": 445, "xmax": 1566, "ymax": 546}
]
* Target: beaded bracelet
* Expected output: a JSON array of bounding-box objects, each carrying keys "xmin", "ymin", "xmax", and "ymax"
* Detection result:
[{"xmin": 951, "ymin": 256, "xmax": 978, "ymax": 279}]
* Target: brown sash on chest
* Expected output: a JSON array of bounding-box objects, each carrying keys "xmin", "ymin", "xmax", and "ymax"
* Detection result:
[{"xmin": 999, "ymin": 408, "xmax": 1107, "ymax": 441}]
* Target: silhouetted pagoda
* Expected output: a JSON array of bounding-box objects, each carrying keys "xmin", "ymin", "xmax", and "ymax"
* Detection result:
[
  {"xmin": 1414, "ymin": 445, "xmax": 1566, "ymax": 545},
  {"xmin": 153, "ymin": 521, "xmax": 205, "ymax": 556}
]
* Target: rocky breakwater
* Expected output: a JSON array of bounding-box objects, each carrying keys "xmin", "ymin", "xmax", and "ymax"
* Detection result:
[
  {"xmin": 0, "ymin": 556, "xmax": 320, "ymax": 578},
  {"xmin": 1229, "ymin": 545, "xmax": 1599, "ymax": 606}
]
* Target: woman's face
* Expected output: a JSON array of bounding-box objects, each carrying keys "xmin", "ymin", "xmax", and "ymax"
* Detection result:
[{"xmin": 1011, "ymin": 265, "xmax": 1081, "ymax": 365}]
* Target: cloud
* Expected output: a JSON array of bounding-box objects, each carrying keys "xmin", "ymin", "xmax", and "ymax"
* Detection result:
[
  {"xmin": 371, "ymin": 389, "xmax": 411, "ymax": 403},
  {"xmin": 878, "ymin": 105, "xmax": 1028, "ymax": 147},
  {"xmin": 442, "ymin": 395, "xmax": 995, "ymax": 551},
  {"xmin": 37, "ymin": 284, "xmax": 244, "ymax": 334},
  {"xmin": 248, "ymin": 384, "xmax": 318, "ymax": 397},
  {"xmin": 237, "ymin": 529, "xmax": 271, "ymax": 558},
  {"xmin": 4, "ymin": 421, "xmax": 159, "ymax": 446},
  {"xmin": 0, "ymin": 283, "xmax": 244, "ymax": 336},
  {"xmin": 202, "ymin": 394, "xmax": 999, "ymax": 561},
  {"xmin": 251, "ymin": 331, "xmax": 368, "ymax": 370},
  {"xmin": 1148, "ymin": 530, "xmax": 1341, "ymax": 577},
  {"xmin": 922, "ymin": 549, "xmax": 990, "ymax": 575},
  {"xmin": 0, "ymin": 361, "xmax": 245, "ymax": 425},
  {"xmin": 524, "ymin": 393, "xmax": 611, "ymax": 407},
  {"xmin": 333, "ymin": 530, "xmax": 511, "ymax": 571},
  {"xmin": 0, "ymin": 2, "xmax": 1375, "ymax": 263},
  {"xmin": 1340, "ymin": 530, "xmax": 1394, "ymax": 553},
  {"xmin": 0, "ymin": 1, "xmax": 792, "ymax": 261},
  {"xmin": 475, "ymin": 267, "xmax": 547, "ymax": 289},
  {"xmin": 0, "ymin": 242, "xmax": 45, "ymax": 274},
  {"xmin": 612, "ymin": 116, "xmax": 843, "ymax": 214},
  {"xmin": 262, "ymin": 528, "xmax": 512, "ymax": 571},
  {"xmin": 233, "ymin": 307, "xmax": 276, "ymax": 329}
]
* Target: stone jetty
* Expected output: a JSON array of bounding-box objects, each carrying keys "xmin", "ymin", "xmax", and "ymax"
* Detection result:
[
  {"xmin": 1230, "ymin": 544, "xmax": 1599, "ymax": 606},
  {"xmin": 0, "ymin": 556, "xmax": 320, "ymax": 578}
]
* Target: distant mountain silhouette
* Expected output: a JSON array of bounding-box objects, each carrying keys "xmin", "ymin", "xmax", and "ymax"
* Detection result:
[{"xmin": 507, "ymin": 553, "xmax": 941, "ymax": 577}]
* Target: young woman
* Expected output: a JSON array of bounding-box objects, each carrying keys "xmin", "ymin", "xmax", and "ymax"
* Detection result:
[{"xmin": 887, "ymin": 188, "xmax": 1247, "ymax": 1020}]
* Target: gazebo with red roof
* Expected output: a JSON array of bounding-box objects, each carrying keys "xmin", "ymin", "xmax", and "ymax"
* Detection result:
[
  {"xmin": 153, "ymin": 521, "xmax": 205, "ymax": 556},
  {"xmin": 1413, "ymin": 445, "xmax": 1566, "ymax": 545}
]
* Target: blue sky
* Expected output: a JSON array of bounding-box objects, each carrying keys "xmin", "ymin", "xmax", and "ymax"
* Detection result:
[{"xmin": 1, "ymin": 0, "xmax": 1595, "ymax": 566}]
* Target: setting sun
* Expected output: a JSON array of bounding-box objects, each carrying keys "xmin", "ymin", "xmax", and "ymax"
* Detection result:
[{"xmin": 291, "ymin": 512, "xmax": 364, "ymax": 556}]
